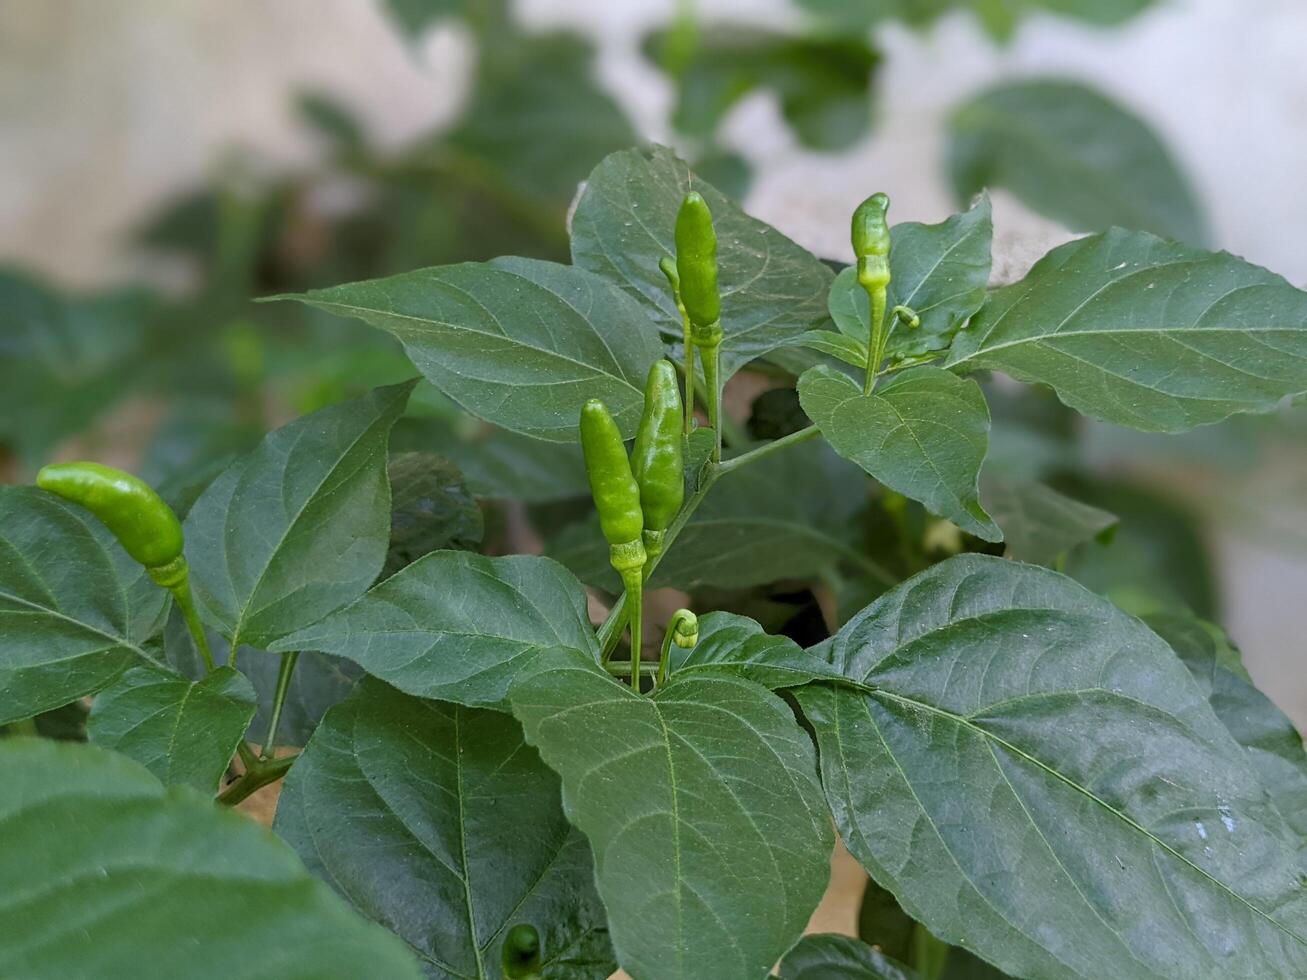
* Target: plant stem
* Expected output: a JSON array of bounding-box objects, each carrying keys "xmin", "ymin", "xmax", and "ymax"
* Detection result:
[
  {"xmin": 681, "ymin": 322, "xmax": 696, "ymax": 437},
  {"xmin": 717, "ymin": 424, "xmax": 820, "ymax": 474},
  {"xmin": 173, "ymin": 584, "xmax": 216, "ymax": 673},
  {"xmin": 620, "ymin": 570, "xmax": 643, "ymax": 691},
  {"xmin": 260, "ymin": 650, "xmax": 300, "ymax": 761},
  {"xmin": 700, "ymin": 342, "xmax": 722, "ymax": 462},
  {"xmin": 605, "ymin": 662, "xmax": 658, "ymax": 676},
  {"xmin": 864, "ymin": 285, "xmax": 888, "ymax": 395},
  {"xmin": 217, "ymin": 754, "xmax": 297, "ymax": 807}
]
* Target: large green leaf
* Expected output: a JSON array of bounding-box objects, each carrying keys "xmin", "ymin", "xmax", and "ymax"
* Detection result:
[
  {"xmin": 275, "ymin": 680, "xmax": 613, "ymax": 979},
  {"xmin": 87, "ymin": 664, "xmax": 256, "ymax": 792},
  {"xmin": 570, "ymin": 145, "xmax": 834, "ymax": 378},
  {"xmin": 550, "ymin": 440, "xmax": 871, "ymax": 591},
  {"xmin": 185, "ymin": 382, "xmax": 413, "ymax": 650},
  {"xmin": 0, "ymin": 487, "xmax": 168, "ymax": 725},
  {"xmin": 947, "ymin": 79, "xmax": 1204, "ymax": 243},
  {"xmin": 0, "ymin": 738, "xmax": 423, "ymax": 979},
  {"xmin": 980, "ymin": 475, "xmax": 1116, "ymax": 566},
  {"xmin": 276, "ymin": 259, "xmax": 661, "ymax": 442},
  {"xmin": 664, "ymin": 611, "xmax": 843, "ymax": 689},
  {"xmin": 1147, "ymin": 612, "xmax": 1307, "ymax": 840},
  {"xmin": 799, "ymin": 365, "xmax": 1000, "ymax": 540},
  {"xmin": 828, "ymin": 196, "xmax": 992, "ymax": 359},
  {"xmin": 509, "ymin": 647, "xmax": 833, "ymax": 980},
  {"xmin": 270, "ymin": 552, "xmax": 598, "ymax": 710},
  {"xmin": 795, "ymin": 554, "xmax": 1307, "ymax": 978},
  {"xmin": 946, "ymin": 229, "xmax": 1307, "ymax": 431},
  {"xmin": 777, "ymin": 934, "xmax": 918, "ymax": 980}
]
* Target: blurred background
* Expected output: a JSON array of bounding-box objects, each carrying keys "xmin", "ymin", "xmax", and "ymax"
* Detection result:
[{"xmin": 2, "ymin": 0, "xmax": 1305, "ymax": 731}]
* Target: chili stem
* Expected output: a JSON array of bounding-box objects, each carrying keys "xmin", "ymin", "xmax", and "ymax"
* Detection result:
[
  {"xmin": 173, "ymin": 584, "xmax": 216, "ymax": 674},
  {"xmin": 700, "ymin": 343, "xmax": 722, "ymax": 462},
  {"xmin": 863, "ymin": 285, "xmax": 888, "ymax": 396},
  {"xmin": 217, "ymin": 753, "xmax": 297, "ymax": 807},
  {"xmin": 260, "ymin": 650, "xmax": 300, "ymax": 761},
  {"xmin": 620, "ymin": 569, "xmax": 643, "ymax": 692}
]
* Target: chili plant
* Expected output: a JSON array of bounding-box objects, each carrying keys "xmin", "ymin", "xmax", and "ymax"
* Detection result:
[{"xmin": 4, "ymin": 144, "xmax": 1307, "ymax": 980}]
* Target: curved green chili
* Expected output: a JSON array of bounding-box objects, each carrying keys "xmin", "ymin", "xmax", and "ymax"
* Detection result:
[
  {"xmin": 851, "ymin": 191, "xmax": 892, "ymax": 394},
  {"xmin": 631, "ymin": 360, "xmax": 685, "ymax": 560},
  {"xmin": 656, "ymin": 608, "xmax": 699, "ymax": 690}
]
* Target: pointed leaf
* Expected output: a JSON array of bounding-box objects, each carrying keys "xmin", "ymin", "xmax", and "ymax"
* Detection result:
[
  {"xmin": 778, "ymin": 934, "xmax": 919, "ymax": 980},
  {"xmin": 946, "ymin": 229, "xmax": 1307, "ymax": 431},
  {"xmin": 948, "ymin": 80, "xmax": 1204, "ymax": 243},
  {"xmin": 570, "ymin": 145, "xmax": 834, "ymax": 378},
  {"xmin": 980, "ymin": 475, "xmax": 1117, "ymax": 566},
  {"xmin": 275, "ymin": 680, "xmax": 613, "ymax": 979},
  {"xmin": 270, "ymin": 552, "xmax": 598, "ymax": 710},
  {"xmin": 795, "ymin": 554, "xmax": 1307, "ymax": 979},
  {"xmin": 665, "ymin": 611, "xmax": 843, "ymax": 689},
  {"xmin": 87, "ymin": 664, "xmax": 256, "ymax": 792},
  {"xmin": 0, "ymin": 738, "xmax": 423, "ymax": 979},
  {"xmin": 185, "ymin": 381, "xmax": 414, "ymax": 650},
  {"xmin": 830, "ymin": 196, "xmax": 993, "ymax": 358},
  {"xmin": 274, "ymin": 258, "xmax": 662, "ymax": 442},
  {"xmin": 0, "ymin": 487, "xmax": 167, "ymax": 725},
  {"xmin": 800, "ymin": 365, "xmax": 1000, "ymax": 540},
  {"xmin": 510, "ymin": 647, "xmax": 833, "ymax": 980}
]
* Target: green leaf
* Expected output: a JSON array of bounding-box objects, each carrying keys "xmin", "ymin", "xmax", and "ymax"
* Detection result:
[
  {"xmin": 665, "ymin": 611, "xmax": 843, "ymax": 689},
  {"xmin": 385, "ymin": 452, "xmax": 483, "ymax": 576},
  {"xmin": 275, "ymin": 680, "xmax": 613, "ymax": 979},
  {"xmin": 275, "ymin": 259, "xmax": 661, "ymax": 442},
  {"xmin": 795, "ymin": 554, "xmax": 1307, "ymax": 979},
  {"xmin": 947, "ymin": 228, "xmax": 1307, "ymax": 431},
  {"xmin": 270, "ymin": 552, "xmax": 598, "ymax": 710},
  {"xmin": 551, "ymin": 440, "xmax": 870, "ymax": 591},
  {"xmin": 858, "ymin": 877, "xmax": 1011, "ymax": 979},
  {"xmin": 570, "ymin": 145, "xmax": 834, "ymax": 379},
  {"xmin": 509, "ymin": 647, "xmax": 833, "ymax": 980},
  {"xmin": 799, "ymin": 365, "xmax": 1000, "ymax": 540},
  {"xmin": 947, "ymin": 79, "xmax": 1204, "ymax": 243},
  {"xmin": 185, "ymin": 381, "xmax": 414, "ymax": 650},
  {"xmin": 788, "ymin": 328, "xmax": 869, "ymax": 369},
  {"xmin": 0, "ymin": 738, "xmax": 424, "ymax": 979},
  {"xmin": 242, "ymin": 650, "xmax": 363, "ymax": 748},
  {"xmin": 829, "ymin": 196, "xmax": 993, "ymax": 359},
  {"xmin": 778, "ymin": 934, "xmax": 918, "ymax": 980},
  {"xmin": 652, "ymin": 29, "xmax": 879, "ymax": 152},
  {"xmin": 1147, "ymin": 612, "xmax": 1307, "ymax": 840},
  {"xmin": 980, "ymin": 475, "xmax": 1116, "ymax": 566},
  {"xmin": 86, "ymin": 664, "xmax": 256, "ymax": 792},
  {"xmin": 0, "ymin": 487, "xmax": 168, "ymax": 725},
  {"xmin": 382, "ymin": 0, "xmax": 464, "ymax": 38}
]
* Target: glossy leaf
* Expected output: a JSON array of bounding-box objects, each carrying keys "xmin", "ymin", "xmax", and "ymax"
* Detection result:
[
  {"xmin": 1147, "ymin": 612, "xmax": 1307, "ymax": 840},
  {"xmin": 270, "ymin": 552, "xmax": 598, "ymax": 710},
  {"xmin": 947, "ymin": 229, "xmax": 1307, "ymax": 431},
  {"xmin": 796, "ymin": 554, "xmax": 1307, "ymax": 979},
  {"xmin": 0, "ymin": 487, "xmax": 168, "ymax": 725},
  {"xmin": 0, "ymin": 738, "xmax": 423, "ymax": 979},
  {"xmin": 570, "ymin": 145, "xmax": 834, "ymax": 378},
  {"xmin": 185, "ymin": 382, "xmax": 413, "ymax": 650},
  {"xmin": 799, "ymin": 365, "xmax": 1000, "ymax": 540},
  {"xmin": 664, "ymin": 611, "xmax": 842, "ymax": 689},
  {"xmin": 87, "ymin": 664, "xmax": 255, "ymax": 792},
  {"xmin": 276, "ymin": 259, "xmax": 661, "ymax": 442},
  {"xmin": 948, "ymin": 80, "xmax": 1204, "ymax": 243},
  {"xmin": 509, "ymin": 647, "xmax": 833, "ymax": 980},
  {"xmin": 829, "ymin": 196, "xmax": 993, "ymax": 359},
  {"xmin": 980, "ymin": 475, "xmax": 1117, "ymax": 566},
  {"xmin": 777, "ymin": 934, "xmax": 918, "ymax": 980},
  {"xmin": 275, "ymin": 680, "xmax": 613, "ymax": 979}
]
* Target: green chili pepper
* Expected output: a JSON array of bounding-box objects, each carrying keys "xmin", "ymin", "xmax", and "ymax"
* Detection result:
[
  {"xmin": 36, "ymin": 461, "xmax": 216, "ymax": 672},
  {"xmin": 656, "ymin": 608, "xmax": 699, "ymax": 689},
  {"xmin": 675, "ymin": 191, "xmax": 723, "ymax": 460},
  {"xmin": 580, "ymin": 398, "xmax": 646, "ymax": 688},
  {"xmin": 658, "ymin": 255, "xmax": 696, "ymax": 434},
  {"xmin": 631, "ymin": 360, "xmax": 685, "ymax": 560},
  {"xmin": 851, "ymin": 191, "xmax": 892, "ymax": 393},
  {"xmin": 501, "ymin": 923, "xmax": 542, "ymax": 980},
  {"xmin": 37, "ymin": 461, "xmax": 183, "ymax": 573}
]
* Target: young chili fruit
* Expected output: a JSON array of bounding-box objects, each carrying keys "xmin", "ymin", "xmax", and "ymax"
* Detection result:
[
  {"xmin": 36, "ymin": 461, "xmax": 184, "ymax": 573},
  {"xmin": 631, "ymin": 359, "xmax": 685, "ymax": 559},
  {"xmin": 674, "ymin": 191, "xmax": 721, "ymax": 346},
  {"xmin": 851, "ymin": 191, "xmax": 893, "ymax": 393},
  {"xmin": 501, "ymin": 923, "xmax": 542, "ymax": 979},
  {"xmin": 656, "ymin": 608, "xmax": 699, "ymax": 689}
]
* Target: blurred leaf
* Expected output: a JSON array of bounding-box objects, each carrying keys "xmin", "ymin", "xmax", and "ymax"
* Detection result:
[
  {"xmin": 948, "ymin": 80, "xmax": 1204, "ymax": 243},
  {"xmin": 649, "ymin": 28, "xmax": 880, "ymax": 152},
  {"xmin": 571, "ymin": 145, "xmax": 834, "ymax": 379},
  {"xmin": 778, "ymin": 934, "xmax": 918, "ymax": 979},
  {"xmin": 980, "ymin": 475, "xmax": 1117, "ymax": 566},
  {"xmin": 384, "ymin": 452, "xmax": 483, "ymax": 575}
]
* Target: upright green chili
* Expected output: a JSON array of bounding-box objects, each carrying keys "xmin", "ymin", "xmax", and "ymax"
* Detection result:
[
  {"xmin": 852, "ymin": 191, "xmax": 892, "ymax": 394},
  {"xmin": 579, "ymin": 399, "xmax": 645, "ymax": 688},
  {"xmin": 675, "ymin": 190, "xmax": 723, "ymax": 461},
  {"xmin": 36, "ymin": 461, "xmax": 216, "ymax": 672},
  {"xmin": 631, "ymin": 360, "xmax": 685, "ymax": 560},
  {"xmin": 658, "ymin": 255, "xmax": 695, "ymax": 434}
]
